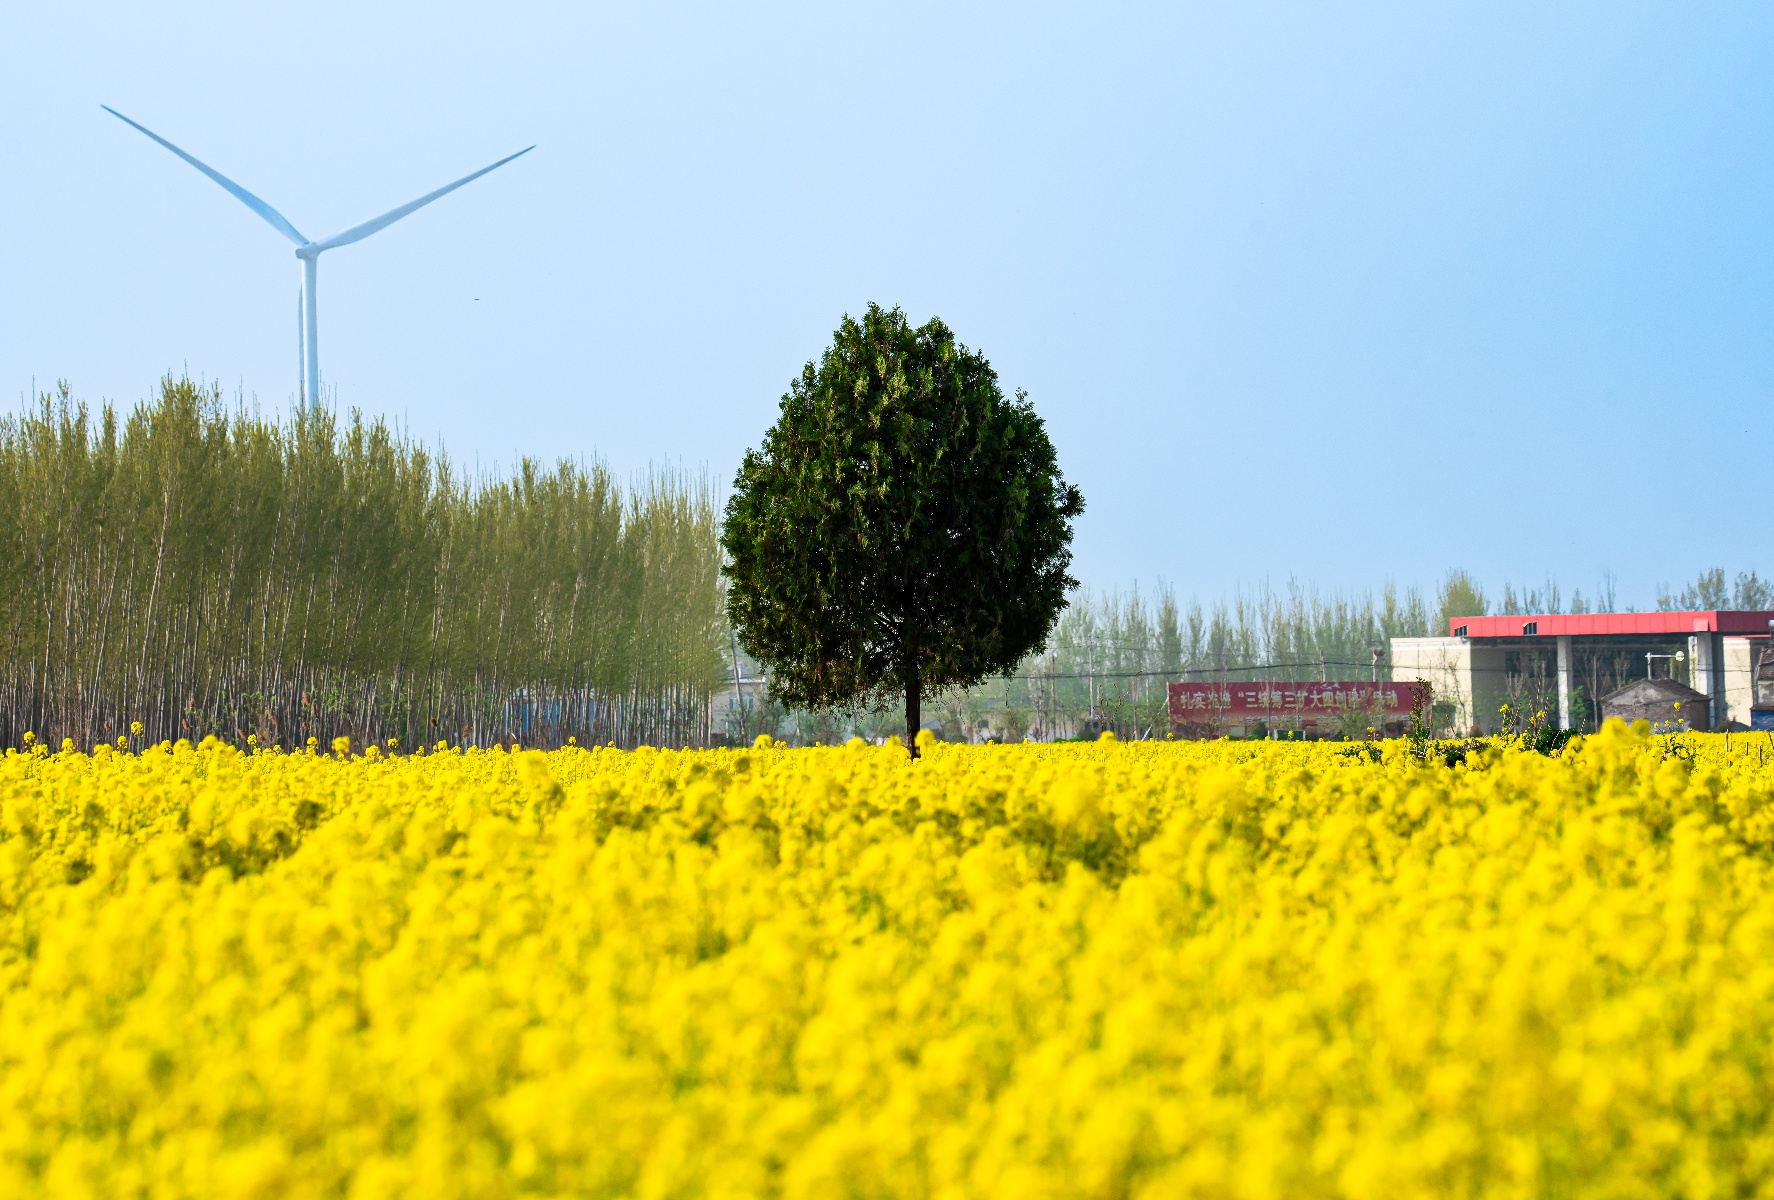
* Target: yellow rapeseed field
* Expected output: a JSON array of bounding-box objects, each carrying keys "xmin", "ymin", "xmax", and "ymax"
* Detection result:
[{"xmin": 2, "ymin": 724, "xmax": 1772, "ymax": 1199}]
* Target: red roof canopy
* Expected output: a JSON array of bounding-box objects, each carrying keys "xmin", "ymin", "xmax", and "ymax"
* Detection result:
[{"xmin": 1448, "ymin": 611, "xmax": 1774, "ymax": 638}]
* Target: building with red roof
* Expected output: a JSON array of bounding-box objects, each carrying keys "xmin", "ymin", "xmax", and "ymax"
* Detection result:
[{"xmin": 1391, "ymin": 611, "xmax": 1774, "ymax": 734}]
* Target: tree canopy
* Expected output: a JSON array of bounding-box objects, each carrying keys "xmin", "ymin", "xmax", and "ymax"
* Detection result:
[{"xmin": 722, "ymin": 304, "xmax": 1083, "ymax": 755}]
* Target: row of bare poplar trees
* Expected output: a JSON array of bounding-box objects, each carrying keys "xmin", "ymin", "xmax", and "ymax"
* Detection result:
[{"xmin": 0, "ymin": 378, "xmax": 727, "ymax": 749}]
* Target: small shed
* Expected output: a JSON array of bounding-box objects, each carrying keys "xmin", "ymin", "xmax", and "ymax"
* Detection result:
[{"xmin": 1599, "ymin": 677, "xmax": 1712, "ymax": 732}]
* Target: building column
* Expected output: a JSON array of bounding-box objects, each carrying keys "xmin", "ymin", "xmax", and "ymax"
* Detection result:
[
  {"xmin": 1556, "ymin": 635, "xmax": 1572, "ymax": 730},
  {"xmin": 1691, "ymin": 633, "xmax": 1719, "ymax": 729}
]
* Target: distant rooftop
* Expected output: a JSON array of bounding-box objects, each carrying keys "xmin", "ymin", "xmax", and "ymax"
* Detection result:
[
  {"xmin": 1601, "ymin": 676, "xmax": 1708, "ymax": 703},
  {"xmin": 1447, "ymin": 611, "xmax": 1774, "ymax": 639}
]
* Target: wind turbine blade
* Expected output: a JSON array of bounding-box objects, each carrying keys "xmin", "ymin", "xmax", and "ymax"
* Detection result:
[
  {"xmin": 311, "ymin": 146, "xmax": 534, "ymax": 252},
  {"xmin": 102, "ymin": 106, "xmax": 308, "ymax": 246}
]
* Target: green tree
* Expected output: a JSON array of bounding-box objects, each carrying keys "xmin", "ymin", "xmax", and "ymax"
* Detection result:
[
  {"xmin": 1437, "ymin": 569, "xmax": 1488, "ymax": 631},
  {"xmin": 1659, "ymin": 567, "xmax": 1770, "ymax": 611},
  {"xmin": 721, "ymin": 304, "xmax": 1083, "ymax": 758}
]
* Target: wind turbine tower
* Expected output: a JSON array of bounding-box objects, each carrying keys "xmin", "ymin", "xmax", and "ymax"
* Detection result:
[{"xmin": 102, "ymin": 106, "xmax": 532, "ymax": 410}]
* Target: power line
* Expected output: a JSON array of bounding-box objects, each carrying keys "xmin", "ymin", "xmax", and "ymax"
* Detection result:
[{"xmin": 996, "ymin": 659, "xmax": 1768, "ymax": 682}]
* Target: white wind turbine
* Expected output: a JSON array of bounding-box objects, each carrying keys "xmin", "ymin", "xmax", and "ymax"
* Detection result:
[{"xmin": 102, "ymin": 106, "xmax": 532, "ymax": 410}]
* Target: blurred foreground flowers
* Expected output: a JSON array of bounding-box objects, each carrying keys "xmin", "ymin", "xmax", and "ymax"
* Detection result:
[{"xmin": 1, "ymin": 724, "xmax": 1772, "ymax": 1198}]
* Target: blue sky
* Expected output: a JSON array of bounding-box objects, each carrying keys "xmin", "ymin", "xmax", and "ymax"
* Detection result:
[{"xmin": 4, "ymin": 3, "xmax": 1770, "ymax": 609}]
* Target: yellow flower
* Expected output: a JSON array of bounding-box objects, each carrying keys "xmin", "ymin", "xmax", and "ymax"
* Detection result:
[{"xmin": 0, "ymin": 725, "xmax": 1763, "ymax": 1195}]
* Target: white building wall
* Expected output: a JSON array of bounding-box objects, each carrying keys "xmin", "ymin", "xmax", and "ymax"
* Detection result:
[
  {"xmin": 1724, "ymin": 637, "xmax": 1761, "ymax": 729},
  {"xmin": 1391, "ymin": 636, "xmax": 1510, "ymax": 735},
  {"xmin": 1398, "ymin": 633, "xmax": 1772, "ymax": 736}
]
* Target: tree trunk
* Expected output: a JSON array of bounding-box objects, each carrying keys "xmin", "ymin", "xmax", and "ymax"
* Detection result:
[{"xmin": 904, "ymin": 668, "xmax": 921, "ymax": 760}]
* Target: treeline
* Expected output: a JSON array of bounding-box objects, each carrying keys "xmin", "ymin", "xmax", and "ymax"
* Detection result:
[
  {"xmin": 939, "ymin": 580, "xmax": 1442, "ymax": 741},
  {"xmin": 741, "ymin": 565, "xmax": 1769, "ymax": 744},
  {"xmin": 11, "ymin": 378, "xmax": 1760, "ymax": 750},
  {"xmin": 1430, "ymin": 567, "xmax": 1770, "ymax": 619},
  {"xmin": 737, "ymin": 580, "xmax": 1446, "ymax": 744},
  {"xmin": 0, "ymin": 378, "xmax": 726, "ymax": 749},
  {"xmin": 938, "ymin": 564, "xmax": 1766, "ymax": 741}
]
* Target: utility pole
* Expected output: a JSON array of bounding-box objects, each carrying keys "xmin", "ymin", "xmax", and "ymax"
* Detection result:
[
  {"xmin": 1036, "ymin": 653, "xmax": 1050, "ymax": 734},
  {"xmin": 1319, "ymin": 650, "xmax": 1326, "ymax": 683},
  {"xmin": 1078, "ymin": 631, "xmax": 1092, "ymax": 727},
  {"xmin": 1556, "ymin": 635, "xmax": 1573, "ymax": 730}
]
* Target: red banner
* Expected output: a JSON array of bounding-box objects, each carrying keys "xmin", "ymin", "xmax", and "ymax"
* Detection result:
[{"xmin": 1168, "ymin": 681, "xmax": 1418, "ymax": 724}]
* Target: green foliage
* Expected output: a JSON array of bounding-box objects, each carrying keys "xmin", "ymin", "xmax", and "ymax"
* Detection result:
[
  {"xmin": 1437, "ymin": 569, "xmax": 1488, "ymax": 628},
  {"xmin": 1407, "ymin": 679, "xmax": 1432, "ymax": 759},
  {"xmin": 721, "ymin": 305, "xmax": 1083, "ymax": 753},
  {"xmin": 0, "ymin": 378, "xmax": 726, "ymax": 748},
  {"xmin": 1658, "ymin": 567, "xmax": 1771, "ymax": 612},
  {"xmin": 1494, "ymin": 702, "xmax": 1577, "ymax": 755}
]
